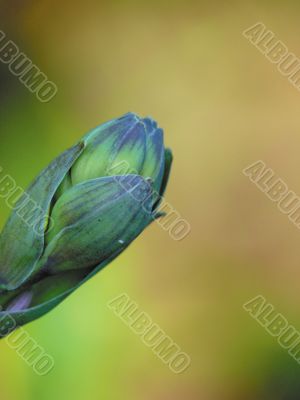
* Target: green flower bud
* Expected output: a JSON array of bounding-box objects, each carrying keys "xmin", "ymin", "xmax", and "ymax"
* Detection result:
[
  {"xmin": 0, "ymin": 113, "xmax": 173, "ymax": 334},
  {"xmin": 60, "ymin": 113, "xmax": 165, "ymax": 195}
]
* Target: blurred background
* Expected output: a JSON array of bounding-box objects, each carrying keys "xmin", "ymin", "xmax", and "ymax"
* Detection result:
[{"xmin": 1, "ymin": 0, "xmax": 300, "ymax": 398}]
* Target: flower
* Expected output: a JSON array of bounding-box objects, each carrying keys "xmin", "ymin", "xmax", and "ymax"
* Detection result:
[{"xmin": 0, "ymin": 113, "xmax": 173, "ymax": 334}]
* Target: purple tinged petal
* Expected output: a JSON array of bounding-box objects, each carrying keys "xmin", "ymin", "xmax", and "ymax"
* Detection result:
[
  {"xmin": 6, "ymin": 291, "xmax": 33, "ymax": 312},
  {"xmin": 71, "ymin": 114, "xmax": 144, "ymax": 184},
  {"xmin": 108, "ymin": 121, "xmax": 147, "ymax": 175}
]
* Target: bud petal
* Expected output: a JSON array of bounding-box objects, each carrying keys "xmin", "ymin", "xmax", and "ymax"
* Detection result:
[
  {"xmin": 6, "ymin": 292, "xmax": 33, "ymax": 312},
  {"xmin": 141, "ymin": 121, "xmax": 165, "ymax": 192},
  {"xmin": 0, "ymin": 269, "xmax": 88, "ymax": 335},
  {"xmin": 107, "ymin": 121, "xmax": 146, "ymax": 176},
  {"xmin": 71, "ymin": 113, "xmax": 146, "ymax": 184},
  {"xmin": 54, "ymin": 171, "xmax": 72, "ymax": 200},
  {"xmin": 159, "ymin": 148, "xmax": 173, "ymax": 198},
  {"xmin": 0, "ymin": 142, "xmax": 85, "ymax": 290},
  {"xmin": 153, "ymin": 148, "xmax": 173, "ymax": 211},
  {"xmin": 38, "ymin": 175, "xmax": 153, "ymax": 273}
]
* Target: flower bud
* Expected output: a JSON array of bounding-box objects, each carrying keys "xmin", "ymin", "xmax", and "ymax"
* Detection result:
[{"xmin": 0, "ymin": 112, "xmax": 173, "ymax": 333}]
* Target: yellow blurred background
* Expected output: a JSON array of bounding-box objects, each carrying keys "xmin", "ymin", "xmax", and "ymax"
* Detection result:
[{"xmin": 1, "ymin": 0, "xmax": 300, "ymax": 398}]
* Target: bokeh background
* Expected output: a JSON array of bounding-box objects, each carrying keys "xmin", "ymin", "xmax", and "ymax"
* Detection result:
[{"xmin": 1, "ymin": 0, "xmax": 300, "ymax": 399}]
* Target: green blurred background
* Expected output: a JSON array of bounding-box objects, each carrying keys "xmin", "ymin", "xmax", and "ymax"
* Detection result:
[{"xmin": 1, "ymin": 0, "xmax": 300, "ymax": 398}]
